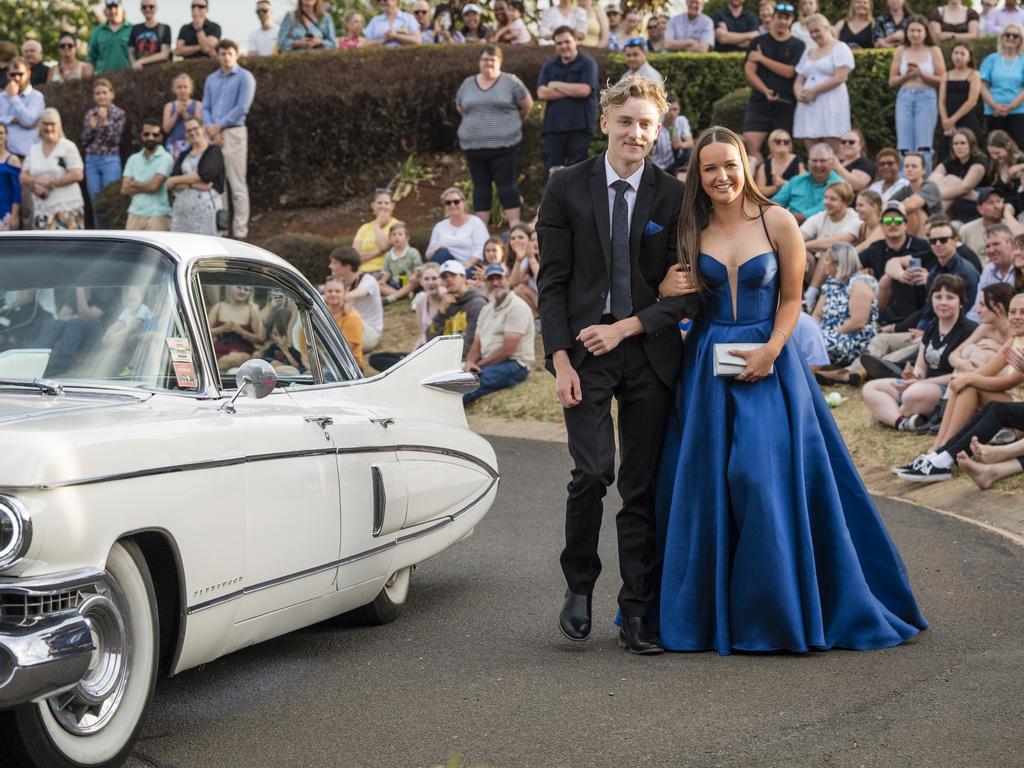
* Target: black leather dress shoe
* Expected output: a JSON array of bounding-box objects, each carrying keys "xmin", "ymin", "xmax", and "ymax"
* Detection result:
[
  {"xmin": 558, "ymin": 591, "xmax": 592, "ymax": 641},
  {"xmin": 618, "ymin": 616, "xmax": 663, "ymax": 655}
]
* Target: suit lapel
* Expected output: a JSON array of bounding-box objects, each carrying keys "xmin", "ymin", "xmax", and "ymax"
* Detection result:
[
  {"xmin": 589, "ymin": 158, "xmax": 612, "ymax": 279},
  {"xmin": 629, "ymin": 160, "xmax": 655, "ymax": 265}
]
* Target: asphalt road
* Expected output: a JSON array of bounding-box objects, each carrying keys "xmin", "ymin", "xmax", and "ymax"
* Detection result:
[{"xmin": 127, "ymin": 437, "xmax": 1024, "ymax": 768}]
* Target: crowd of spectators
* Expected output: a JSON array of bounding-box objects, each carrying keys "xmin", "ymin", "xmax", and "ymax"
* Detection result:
[{"xmin": 4, "ymin": 0, "xmax": 1024, "ymax": 466}]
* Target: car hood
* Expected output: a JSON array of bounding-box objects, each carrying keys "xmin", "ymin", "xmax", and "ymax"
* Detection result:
[{"xmin": 0, "ymin": 390, "xmax": 236, "ymax": 489}]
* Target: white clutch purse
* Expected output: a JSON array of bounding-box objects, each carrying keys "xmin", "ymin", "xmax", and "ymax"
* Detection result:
[{"xmin": 713, "ymin": 343, "xmax": 773, "ymax": 377}]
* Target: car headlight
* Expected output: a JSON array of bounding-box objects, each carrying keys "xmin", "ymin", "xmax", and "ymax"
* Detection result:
[{"xmin": 0, "ymin": 496, "xmax": 30, "ymax": 569}]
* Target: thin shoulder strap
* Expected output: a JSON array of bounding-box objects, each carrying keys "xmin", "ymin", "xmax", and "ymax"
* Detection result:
[{"xmin": 757, "ymin": 206, "xmax": 778, "ymax": 254}]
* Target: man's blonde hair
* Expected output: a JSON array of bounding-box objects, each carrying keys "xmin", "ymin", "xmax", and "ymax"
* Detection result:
[{"xmin": 600, "ymin": 75, "xmax": 667, "ymax": 115}]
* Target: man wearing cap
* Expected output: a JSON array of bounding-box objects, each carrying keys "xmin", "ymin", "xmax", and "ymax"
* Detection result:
[
  {"xmin": 617, "ymin": 38, "xmax": 664, "ymax": 90},
  {"xmin": 665, "ymin": 0, "xmax": 714, "ymax": 52},
  {"xmin": 741, "ymin": 2, "xmax": 804, "ymax": 164},
  {"xmin": 957, "ymin": 186, "xmax": 1024, "ymax": 264},
  {"xmin": 606, "ymin": 4, "xmax": 624, "ymax": 49},
  {"xmin": 427, "ymin": 260, "xmax": 488, "ymax": 356},
  {"xmin": 88, "ymin": 0, "xmax": 133, "ymax": 74},
  {"xmin": 463, "ymin": 263, "xmax": 535, "ymax": 404}
]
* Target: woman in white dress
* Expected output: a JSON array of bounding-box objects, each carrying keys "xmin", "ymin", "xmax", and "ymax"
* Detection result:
[{"xmin": 793, "ymin": 14, "xmax": 855, "ymax": 154}]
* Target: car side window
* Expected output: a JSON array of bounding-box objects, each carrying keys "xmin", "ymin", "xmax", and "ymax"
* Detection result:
[{"xmin": 198, "ymin": 271, "xmax": 316, "ymax": 388}]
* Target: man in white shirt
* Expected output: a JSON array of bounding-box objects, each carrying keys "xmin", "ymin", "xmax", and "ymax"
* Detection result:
[
  {"xmin": 248, "ymin": 0, "xmax": 279, "ymax": 56},
  {"xmin": 617, "ymin": 38, "xmax": 665, "ymax": 90},
  {"xmin": 463, "ymin": 263, "xmax": 535, "ymax": 404}
]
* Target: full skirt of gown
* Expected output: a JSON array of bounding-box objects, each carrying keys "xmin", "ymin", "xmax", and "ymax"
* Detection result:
[{"xmin": 653, "ymin": 250, "xmax": 928, "ymax": 654}]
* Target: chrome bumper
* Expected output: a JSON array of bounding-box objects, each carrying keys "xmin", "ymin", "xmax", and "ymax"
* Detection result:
[{"xmin": 0, "ymin": 569, "xmax": 106, "ymax": 710}]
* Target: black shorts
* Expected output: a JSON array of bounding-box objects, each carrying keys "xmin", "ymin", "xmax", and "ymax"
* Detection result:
[{"xmin": 742, "ymin": 99, "xmax": 796, "ymax": 134}]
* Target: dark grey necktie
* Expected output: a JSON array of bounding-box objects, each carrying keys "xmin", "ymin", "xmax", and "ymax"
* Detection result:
[{"xmin": 610, "ymin": 179, "xmax": 633, "ymax": 320}]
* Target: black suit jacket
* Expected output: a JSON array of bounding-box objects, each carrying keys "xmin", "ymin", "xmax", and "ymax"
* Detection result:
[{"xmin": 536, "ymin": 155, "xmax": 700, "ymax": 388}]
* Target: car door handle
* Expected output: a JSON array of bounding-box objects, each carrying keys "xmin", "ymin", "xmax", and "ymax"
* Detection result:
[
  {"xmin": 369, "ymin": 417, "xmax": 395, "ymax": 429},
  {"xmin": 303, "ymin": 416, "xmax": 334, "ymax": 428}
]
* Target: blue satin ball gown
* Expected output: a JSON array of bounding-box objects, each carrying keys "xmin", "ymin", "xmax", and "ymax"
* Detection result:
[{"xmin": 653, "ymin": 238, "xmax": 928, "ymax": 655}]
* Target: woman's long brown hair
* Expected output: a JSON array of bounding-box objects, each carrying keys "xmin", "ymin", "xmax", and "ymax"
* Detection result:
[{"xmin": 676, "ymin": 126, "xmax": 777, "ymax": 293}]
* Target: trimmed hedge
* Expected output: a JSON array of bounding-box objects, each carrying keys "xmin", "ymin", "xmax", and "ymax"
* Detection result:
[{"xmin": 41, "ymin": 37, "xmax": 999, "ymax": 215}]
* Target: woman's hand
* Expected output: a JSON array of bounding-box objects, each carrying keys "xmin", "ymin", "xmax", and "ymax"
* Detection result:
[
  {"xmin": 949, "ymin": 371, "xmax": 975, "ymax": 393},
  {"xmin": 658, "ymin": 263, "xmax": 697, "ymax": 298},
  {"xmin": 734, "ymin": 345, "xmax": 778, "ymax": 383}
]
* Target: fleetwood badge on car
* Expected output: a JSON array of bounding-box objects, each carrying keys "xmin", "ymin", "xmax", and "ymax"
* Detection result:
[{"xmin": 0, "ymin": 232, "xmax": 498, "ymax": 768}]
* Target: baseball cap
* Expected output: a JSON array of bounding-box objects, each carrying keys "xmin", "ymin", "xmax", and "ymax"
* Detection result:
[
  {"xmin": 882, "ymin": 200, "xmax": 907, "ymax": 217},
  {"xmin": 774, "ymin": 2, "xmax": 796, "ymax": 14},
  {"xmin": 623, "ymin": 36, "xmax": 648, "ymax": 50},
  {"xmin": 104, "ymin": 0, "xmax": 122, "ymax": 5},
  {"xmin": 462, "ymin": 3, "xmax": 483, "ymax": 14},
  {"xmin": 483, "ymin": 263, "xmax": 507, "ymax": 278},
  {"xmin": 976, "ymin": 186, "xmax": 1002, "ymax": 204},
  {"xmin": 440, "ymin": 260, "xmax": 466, "ymax": 276},
  {"xmin": 605, "ymin": 2, "xmax": 622, "ymax": 11}
]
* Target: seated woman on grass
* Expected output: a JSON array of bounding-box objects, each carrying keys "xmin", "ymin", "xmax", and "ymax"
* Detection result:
[{"xmin": 895, "ymin": 290, "xmax": 1024, "ymax": 481}]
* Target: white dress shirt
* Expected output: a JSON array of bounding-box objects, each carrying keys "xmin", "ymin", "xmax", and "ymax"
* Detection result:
[{"xmin": 603, "ymin": 152, "xmax": 644, "ymax": 313}]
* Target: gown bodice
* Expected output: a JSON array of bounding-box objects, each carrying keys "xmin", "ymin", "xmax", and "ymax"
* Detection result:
[{"xmin": 698, "ymin": 250, "xmax": 779, "ymax": 326}]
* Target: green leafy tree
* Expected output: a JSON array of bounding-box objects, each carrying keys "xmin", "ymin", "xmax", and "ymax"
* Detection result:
[{"xmin": 0, "ymin": 0, "xmax": 99, "ymax": 58}]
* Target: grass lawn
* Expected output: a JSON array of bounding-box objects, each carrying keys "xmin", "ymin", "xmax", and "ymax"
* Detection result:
[{"xmin": 376, "ymin": 302, "xmax": 1024, "ymax": 493}]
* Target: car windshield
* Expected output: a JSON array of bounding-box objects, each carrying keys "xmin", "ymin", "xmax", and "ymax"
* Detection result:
[{"xmin": 0, "ymin": 239, "xmax": 196, "ymax": 392}]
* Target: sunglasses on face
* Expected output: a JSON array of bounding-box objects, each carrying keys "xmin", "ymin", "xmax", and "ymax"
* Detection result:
[
  {"xmin": 256, "ymin": 6, "xmax": 269, "ymax": 12},
  {"xmin": 1004, "ymin": 32, "xmax": 1021, "ymax": 38},
  {"xmin": 7, "ymin": 72, "xmax": 24, "ymax": 78},
  {"xmin": 882, "ymin": 215, "xmax": 906, "ymax": 225},
  {"xmin": 413, "ymin": 9, "xmax": 429, "ymax": 13},
  {"xmin": 191, "ymin": 3, "xmax": 207, "ymax": 8},
  {"xmin": 141, "ymin": 3, "xmax": 155, "ymax": 8},
  {"xmin": 929, "ymin": 236, "xmax": 952, "ymax": 245},
  {"xmin": 141, "ymin": 131, "xmax": 161, "ymax": 138},
  {"xmin": 58, "ymin": 42, "xmax": 76, "ymax": 49},
  {"xmin": 839, "ymin": 138, "xmax": 858, "ymax": 145},
  {"xmin": 444, "ymin": 198, "xmax": 463, "ymax": 206},
  {"xmin": 773, "ymin": 138, "xmax": 791, "ymax": 145}
]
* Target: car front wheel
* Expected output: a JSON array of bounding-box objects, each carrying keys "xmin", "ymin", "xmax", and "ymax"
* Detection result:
[
  {"xmin": 345, "ymin": 566, "xmax": 412, "ymax": 626},
  {"xmin": 0, "ymin": 540, "xmax": 159, "ymax": 768}
]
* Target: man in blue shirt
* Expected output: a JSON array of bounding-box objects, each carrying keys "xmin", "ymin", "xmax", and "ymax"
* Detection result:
[
  {"xmin": 202, "ymin": 40, "xmax": 255, "ymax": 239},
  {"xmin": 537, "ymin": 26, "xmax": 599, "ymax": 175},
  {"xmin": 771, "ymin": 142, "xmax": 842, "ymax": 223}
]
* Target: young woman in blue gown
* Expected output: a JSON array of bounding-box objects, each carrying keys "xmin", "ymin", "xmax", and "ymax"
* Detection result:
[{"xmin": 652, "ymin": 127, "xmax": 928, "ymax": 654}]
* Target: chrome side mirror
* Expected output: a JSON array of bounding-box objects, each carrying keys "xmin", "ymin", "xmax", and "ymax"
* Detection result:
[{"xmin": 219, "ymin": 359, "xmax": 277, "ymax": 413}]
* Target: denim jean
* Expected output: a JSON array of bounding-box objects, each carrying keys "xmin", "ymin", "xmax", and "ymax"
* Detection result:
[
  {"xmin": 463, "ymin": 359, "xmax": 528, "ymax": 404},
  {"xmin": 85, "ymin": 154, "xmax": 123, "ymax": 228},
  {"xmin": 895, "ymin": 87, "xmax": 938, "ymax": 174}
]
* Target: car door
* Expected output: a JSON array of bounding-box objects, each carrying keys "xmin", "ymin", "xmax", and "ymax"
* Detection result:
[{"xmin": 195, "ymin": 267, "xmax": 344, "ymax": 622}]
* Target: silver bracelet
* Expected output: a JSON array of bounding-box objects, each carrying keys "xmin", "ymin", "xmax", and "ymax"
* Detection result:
[{"xmin": 770, "ymin": 328, "xmax": 787, "ymax": 343}]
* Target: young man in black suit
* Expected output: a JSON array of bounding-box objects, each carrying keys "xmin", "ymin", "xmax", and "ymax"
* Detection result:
[{"xmin": 537, "ymin": 75, "xmax": 700, "ymax": 654}]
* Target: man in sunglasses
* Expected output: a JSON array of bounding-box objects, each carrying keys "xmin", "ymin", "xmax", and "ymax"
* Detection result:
[
  {"xmin": 20, "ymin": 41, "xmax": 49, "ymax": 87},
  {"xmin": 957, "ymin": 186, "xmax": 1024, "ymax": 263},
  {"xmin": 121, "ymin": 119, "xmax": 173, "ymax": 231},
  {"xmin": 741, "ymin": 1, "xmax": 803, "ymax": 165},
  {"xmin": 248, "ymin": 0, "xmax": 279, "ymax": 56},
  {"xmin": 176, "ymin": 0, "xmax": 222, "ymax": 59},
  {"xmin": 0, "ymin": 56, "xmax": 45, "ymax": 160},
  {"xmin": 88, "ymin": 0, "xmax": 133, "ymax": 74},
  {"xmin": 982, "ymin": 0, "xmax": 1024, "ymax": 36},
  {"xmin": 129, "ymin": 0, "xmax": 171, "ymax": 69}
]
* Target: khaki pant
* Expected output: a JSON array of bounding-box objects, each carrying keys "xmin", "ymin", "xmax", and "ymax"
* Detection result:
[
  {"xmin": 221, "ymin": 126, "xmax": 249, "ymax": 239},
  {"xmin": 848, "ymin": 332, "xmax": 920, "ymax": 373},
  {"xmin": 126, "ymin": 214, "xmax": 171, "ymax": 232}
]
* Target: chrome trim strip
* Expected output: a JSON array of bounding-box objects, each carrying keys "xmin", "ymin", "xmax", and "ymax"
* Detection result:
[
  {"xmin": 0, "ymin": 568, "xmax": 106, "ymax": 595},
  {"xmin": 395, "ymin": 519, "xmax": 450, "ymax": 544},
  {"xmin": 5, "ymin": 443, "xmax": 497, "ymax": 492},
  {"xmin": 186, "ymin": 541, "xmax": 396, "ymax": 614},
  {"xmin": 420, "ymin": 371, "xmax": 480, "ymax": 395}
]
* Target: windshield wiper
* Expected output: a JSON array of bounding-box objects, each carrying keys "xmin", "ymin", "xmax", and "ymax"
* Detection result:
[{"xmin": 0, "ymin": 378, "xmax": 64, "ymax": 396}]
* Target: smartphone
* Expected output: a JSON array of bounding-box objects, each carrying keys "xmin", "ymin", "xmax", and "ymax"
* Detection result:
[{"xmin": 908, "ymin": 257, "xmax": 922, "ymax": 271}]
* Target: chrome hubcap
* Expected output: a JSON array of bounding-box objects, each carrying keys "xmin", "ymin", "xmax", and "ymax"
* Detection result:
[{"xmin": 48, "ymin": 589, "xmax": 131, "ymax": 735}]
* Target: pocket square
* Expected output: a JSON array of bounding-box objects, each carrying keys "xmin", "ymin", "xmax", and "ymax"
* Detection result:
[{"xmin": 643, "ymin": 220, "xmax": 664, "ymax": 236}]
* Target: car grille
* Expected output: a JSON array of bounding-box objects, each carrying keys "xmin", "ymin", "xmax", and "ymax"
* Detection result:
[{"xmin": 0, "ymin": 590, "xmax": 85, "ymax": 623}]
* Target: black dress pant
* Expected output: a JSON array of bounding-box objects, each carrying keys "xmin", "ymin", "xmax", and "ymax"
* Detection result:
[
  {"xmin": 942, "ymin": 401, "xmax": 1024, "ymax": 470},
  {"xmin": 542, "ymin": 131, "xmax": 592, "ymax": 174},
  {"xmin": 560, "ymin": 334, "xmax": 673, "ymax": 617}
]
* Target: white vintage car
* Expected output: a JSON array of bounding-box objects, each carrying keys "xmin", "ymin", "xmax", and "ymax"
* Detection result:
[{"xmin": 0, "ymin": 232, "xmax": 498, "ymax": 768}]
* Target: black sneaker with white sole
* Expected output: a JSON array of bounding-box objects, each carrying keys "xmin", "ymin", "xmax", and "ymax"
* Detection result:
[
  {"xmin": 892, "ymin": 454, "xmax": 927, "ymax": 475},
  {"xmin": 897, "ymin": 459, "xmax": 952, "ymax": 482}
]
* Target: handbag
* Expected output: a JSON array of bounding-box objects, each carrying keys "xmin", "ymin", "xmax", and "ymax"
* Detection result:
[
  {"xmin": 713, "ymin": 343, "xmax": 773, "ymax": 377},
  {"xmin": 208, "ymin": 191, "xmax": 230, "ymax": 233}
]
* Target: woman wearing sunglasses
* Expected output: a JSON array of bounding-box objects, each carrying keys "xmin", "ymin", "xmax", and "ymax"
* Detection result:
[
  {"xmin": 47, "ymin": 32, "xmax": 93, "ymax": 84},
  {"xmin": 424, "ymin": 187, "xmax": 489, "ymax": 269},
  {"xmin": 980, "ymin": 23, "xmax": 1024, "ymax": 147}
]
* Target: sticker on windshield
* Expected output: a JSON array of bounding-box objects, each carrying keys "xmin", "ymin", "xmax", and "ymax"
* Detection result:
[
  {"xmin": 173, "ymin": 361, "xmax": 198, "ymax": 389},
  {"xmin": 166, "ymin": 337, "xmax": 193, "ymax": 363}
]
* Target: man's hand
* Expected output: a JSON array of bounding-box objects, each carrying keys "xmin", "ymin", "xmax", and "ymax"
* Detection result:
[
  {"xmin": 748, "ymin": 44, "xmax": 764, "ymax": 64},
  {"xmin": 464, "ymin": 360, "xmax": 481, "ymax": 374},
  {"xmin": 554, "ymin": 360, "xmax": 582, "ymax": 408},
  {"xmin": 577, "ymin": 324, "xmax": 623, "ymax": 356}
]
